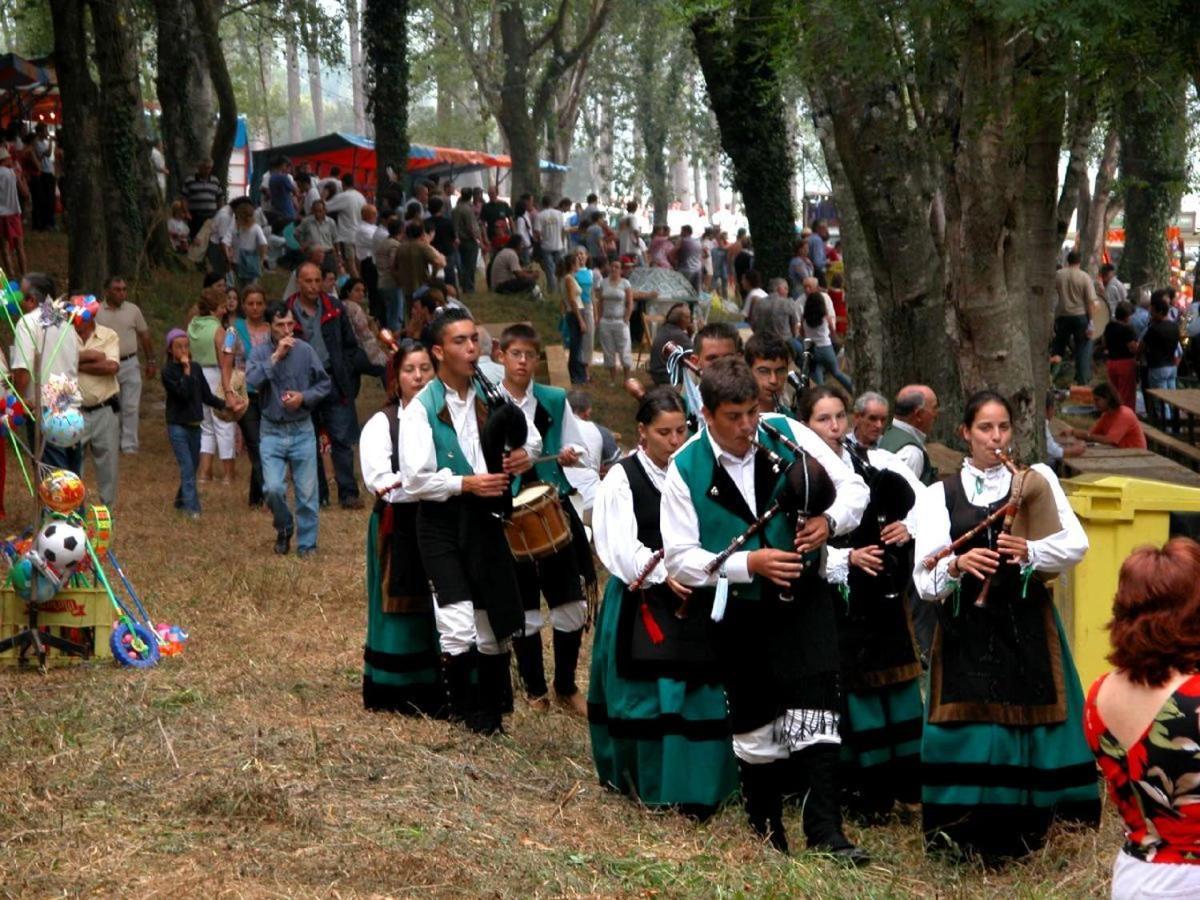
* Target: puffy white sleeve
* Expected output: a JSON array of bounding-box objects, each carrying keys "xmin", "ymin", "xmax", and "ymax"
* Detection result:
[
  {"xmin": 877, "ymin": 450, "xmax": 926, "ymax": 536},
  {"xmin": 893, "ymin": 444, "xmax": 925, "ymax": 481},
  {"xmin": 1023, "ymin": 463, "xmax": 1089, "ymax": 573},
  {"xmin": 558, "ymin": 399, "xmax": 589, "ymax": 456},
  {"xmin": 824, "ymin": 545, "xmax": 851, "ymax": 586},
  {"xmin": 359, "ymin": 410, "xmax": 401, "ymax": 499},
  {"xmin": 911, "ymin": 479, "xmax": 955, "ymax": 602},
  {"xmin": 778, "ymin": 418, "xmax": 869, "ymax": 535},
  {"xmin": 594, "ymin": 464, "xmax": 665, "ymax": 587},
  {"xmin": 662, "ymin": 457, "xmax": 752, "ymax": 587},
  {"xmin": 398, "ymin": 393, "xmax": 464, "ymax": 501}
]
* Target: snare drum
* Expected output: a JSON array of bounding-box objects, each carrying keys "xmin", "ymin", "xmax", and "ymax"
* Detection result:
[{"xmin": 504, "ymin": 484, "xmax": 572, "ymax": 561}]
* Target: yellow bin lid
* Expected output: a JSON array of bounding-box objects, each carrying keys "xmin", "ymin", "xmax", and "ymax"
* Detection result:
[{"xmin": 1065, "ymin": 473, "xmax": 1200, "ymax": 521}]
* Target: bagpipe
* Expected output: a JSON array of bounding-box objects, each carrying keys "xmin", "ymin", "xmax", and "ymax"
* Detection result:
[
  {"xmin": 662, "ymin": 341, "xmax": 702, "ymax": 431},
  {"xmin": 473, "ymin": 363, "xmax": 527, "ymax": 519},
  {"xmin": 704, "ymin": 419, "xmax": 836, "ymax": 620},
  {"xmin": 841, "ymin": 439, "xmax": 916, "ymax": 599},
  {"xmin": 921, "ymin": 448, "xmax": 1061, "ymax": 607}
]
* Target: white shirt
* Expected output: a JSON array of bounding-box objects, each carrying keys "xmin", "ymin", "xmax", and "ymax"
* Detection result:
[
  {"xmin": 500, "ymin": 382, "xmax": 590, "ymax": 464},
  {"xmin": 301, "ymin": 186, "xmax": 321, "ymax": 216},
  {"xmin": 34, "ymin": 138, "xmax": 54, "ymax": 175},
  {"xmin": 662, "ymin": 415, "xmax": 868, "ymax": 588},
  {"xmin": 911, "ymin": 460, "xmax": 1088, "ymax": 602},
  {"xmin": 12, "ymin": 310, "xmax": 79, "ymax": 403},
  {"xmin": 0, "ymin": 168, "xmax": 19, "ymax": 216},
  {"xmin": 888, "ymin": 418, "xmax": 928, "ymax": 481},
  {"xmin": 564, "ymin": 418, "xmax": 603, "ymax": 511},
  {"xmin": 594, "ymin": 449, "xmax": 669, "ymax": 587},
  {"xmin": 824, "ymin": 443, "xmax": 926, "ymax": 586},
  {"xmin": 399, "ymin": 379, "xmax": 487, "ymax": 501},
  {"xmin": 359, "ymin": 405, "xmax": 419, "ymax": 504},
  {"xmin": 534, "ymin": 208, "xmax": 565, "ymax": 252},
  {"xmin": 1044, "ymin": 421, "xmax": 1064, "ymax": 464},
  {"xmin": 515, "ymin": 211, "xmax": 534, "ymax": 250},
  {"xmin": 800, "ymin": 292, "xmax": 836, "ymax": 347},
  {"xmin": 210, "ymin": 204, "xmax": 236, "ymax": 247},
  {"xmin": 232, "ymin": 223, "xmax": 267, "ymax": 253},
  {"xmin": 325, "ymin": 188, "xmax": 367, "ymax": 245},
  {"xmin": 741, "ymin": 287, "xmax": 768, "ymax": 320},
  {"xmin": 354, "ymin": 221, "xmax": 377, "ymax": 262},
  {"xmin": 150, "ymin": 146, "xmax": 167, "ymax": 194}
]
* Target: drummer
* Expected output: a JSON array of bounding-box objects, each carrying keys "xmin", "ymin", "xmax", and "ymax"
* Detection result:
[
  {"xmin": 359, "ymin": 338, "xmax": 445, "ymax": 716},
  {"xmin": 744, "ymin": 334, "xmax": 793, "ymax": 417},
  {"xmin": 498, "ymin": 323, "xmax": 598, "ymax": 716}
]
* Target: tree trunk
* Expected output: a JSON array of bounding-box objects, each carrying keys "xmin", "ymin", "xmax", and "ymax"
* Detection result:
[
  {"xmin": 706, "ymin": 152, "xmax": 721, "ymax": 217},
  {"xmin": 1056, "ymin": 86, "xmax": 1096, "ymax": 244},
  {"xmin": 364, "ymin": 0, "xmax": 409, "ymax": 194},
  {"xmin": 285, "ymin": 26, "xmax": 302, "ymax": 142},
  {"xmin": 347, "ymin": 0, "xmax": 366, "ymax": 135},
  {"xmin": 191, "ymin": 0, "xmax": 237, "ymax": 188},
  {"xmin": 1080, "ymin": 127, "xmax": 1119, "ymax": 274},
  {"xmin": 49, "ymin": 0, "xmax": 107, "ymax": 289},
  {"xmin": 691, "ymin": 3, "xmax": 797, "ymax": 277},
  {"xmin": 89, "ymin": 0, "xmax": 154, "ymax": 276},
  {"xmin": 153, "ymin": 0, "xmax": 213, "ymax": 203},
  {"xmin": 1117, "ymin": 82, "xmax": 1187, "ymax": 294},
  {"xmin": 671, "ymin": 152, "xmax": 690, "ymax": 207},
  {"xmin": 942, "ymin": 23, "xmax": 1063, "ymax": 458},
  {"xmin": 303, "ymin": 13, "xmax": 324, "ymax": 136},
  {"xmin": 596, "ymin": 93, "xmax": 613, "ymax": 201}
]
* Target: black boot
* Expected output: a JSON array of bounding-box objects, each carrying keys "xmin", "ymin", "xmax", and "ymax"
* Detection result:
[
  {"xmin": 513, "ymin": 632, "xmax": 549, "ymax": 701},
  {"xmin": 552, "ymin": 627, "xmax": 586, "ymax": 715},
  {"xmin": 740, "ymin": 760, "xmax": 788, "ymax": 854},
  {"xmin": 442, "ymin": 651, "xmax": 478, "ymax": 726},
  {"xmin": 479, "ymin": 650, "xmax": 514, "ymax": 717},
  {"xmin": 798, "ymin": 745, "xmax": 870, "ymax": 866}
]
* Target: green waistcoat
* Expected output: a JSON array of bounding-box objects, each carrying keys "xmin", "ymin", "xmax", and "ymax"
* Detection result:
[
  {"xmin": 879, "ymin": 424, "xmax": 936, "ymax": 485},
  {"xmin": 674, "ymin": 425, "xmax": 798, "ymax": 604},
  {"xmin": 515, "ymin": 382, "xmax": 573, "ymax": 495},
  {"xmin": 416, "ymin": 378, "xmax": 488, "ymax": 476}
]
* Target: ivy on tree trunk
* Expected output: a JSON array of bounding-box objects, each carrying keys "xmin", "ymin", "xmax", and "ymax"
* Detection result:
[
  {"xmin": 364, "ymin": 0, "xmax": 410, "ymax": 195},
  {"xmin": 691, "ymin": 2, "xmax": 796, "ymax": 279}
]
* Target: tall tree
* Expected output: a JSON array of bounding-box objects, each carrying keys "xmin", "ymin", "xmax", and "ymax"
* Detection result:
[
  {"xmin": 285, "ymin": 24, "xmax": 302, "ymax": 141},
  {"xmin": 437, "ymin": 0, "xmax": 612, "ymax": 199},
  {"xmin": 153, "ymin": 0, "xmax": 214, "ymax": 202},
  {"xmin": 191, "ymin": 0, "xmax": 238, "ymax": 186},
  {"xmin": 347, "ymin": 0, "xmax": 366, "ymax": 134},
  {"xmin": 691, "ymin": 0, "xmax": 797, "ymax": 278},
  {"xmin": 633, "ymin": 3, "xmax": 685, "ymax": 225},
  {"xmin": 364, "ymin": 0, "xmax": 410, "ymax": 195},
  {"xmin": 301, "ymin": 5, "xmax": 325, "ymax": 135}
]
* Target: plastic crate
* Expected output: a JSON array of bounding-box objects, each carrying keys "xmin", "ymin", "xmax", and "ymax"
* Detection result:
[{"xmin": 0, "ymin": 585, "xmax": 113, "ymax": 666}]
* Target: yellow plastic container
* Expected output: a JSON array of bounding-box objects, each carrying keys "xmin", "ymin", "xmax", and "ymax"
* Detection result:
[
  {"xmin": 1061, "ymin": 474, "xmax": 1200, "ymax": 688},
  {"xmin": 0, "ymin": 585, "xmax": 113, "ymax": 666}
]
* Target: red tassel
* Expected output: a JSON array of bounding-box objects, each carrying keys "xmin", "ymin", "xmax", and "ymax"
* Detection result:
[
  {"xmin": 379, "ymin": 505, "xmax": 394, "ymax": 539},
  {"xmin": 640, "ymin": 600, "xmax": 665, "ymax": 645}
]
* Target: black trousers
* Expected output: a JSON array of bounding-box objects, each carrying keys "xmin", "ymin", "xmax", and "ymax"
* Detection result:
[
  {"xmin": 33, "ymin": 172, "xmax": 56, "ymax": 230},
  {"xmin": 238, "ymin": 393, "xmax": 264, "ymax": 506}
]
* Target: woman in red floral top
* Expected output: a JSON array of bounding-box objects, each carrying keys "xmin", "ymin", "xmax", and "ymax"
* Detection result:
[{"xmin": 1085, "ymin": 538, "xmax": 1200, "ymax": 898}]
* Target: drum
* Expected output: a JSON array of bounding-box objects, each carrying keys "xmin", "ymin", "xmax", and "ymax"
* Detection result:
[
  {"xmin": 85, "ymin": 505, "xmax": 113, "ymax": 553},
  {"xmin": 504, "ymin": 484, "xmax": 572, "ymax": 560}
]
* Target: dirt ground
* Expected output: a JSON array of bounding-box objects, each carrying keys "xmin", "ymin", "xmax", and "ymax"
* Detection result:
[{"xmin": 0, "ymin": 236, "xmax": 1118, "ymax": 897}]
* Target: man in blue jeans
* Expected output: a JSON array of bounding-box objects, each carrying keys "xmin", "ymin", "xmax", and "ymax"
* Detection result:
[{"xmin": 246, "ymin": 304, "xmax": 331, "ymax": 557}]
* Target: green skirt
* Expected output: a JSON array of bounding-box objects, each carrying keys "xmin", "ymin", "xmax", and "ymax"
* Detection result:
[
  {"xmin": 587, "ymin": 577, "xmax": 738, "ymax": 816},
  {"xmin": 921, "ymin": 610, "xmax": 1100, "ymax": 858},
  {"xmin": 841, "ymin": 678, "xmax": 924, "ymax": 806},
  {"xmin": 363, "ymin": 508, "xmax": 446, "ymax": 716}
]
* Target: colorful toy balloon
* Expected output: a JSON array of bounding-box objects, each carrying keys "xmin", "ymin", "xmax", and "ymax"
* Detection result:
[
  {"xmin": 43, "ymin": 408, "xmax": 85, "ymax": 448},
  {"xmin": 69, "ymin": 294, "xmax": 100, "ymax": 322},
  {"xmin": 38, "ymin": 469, "xmax": 86, "ymax": 513}
]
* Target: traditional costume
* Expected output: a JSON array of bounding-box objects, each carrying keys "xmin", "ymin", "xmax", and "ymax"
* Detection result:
[
  {"xmin": 588, "ymin": 449, "xmax": 738, "ymax": 816},
  {"xmin": 504, "ymin": 381, "xmax": 598, "ymax": 707},
  {"xmin": 662, "ymin": 416, "xmax": 869, "ymax": 853},
  {"xmin": 399, "ymin": 376, "xmax": 525, "ymax": 733},
  {"xmin": 825, "ymin": 438, "xmax": 925, "ymax": 816},
  {"xmin": 912, "ymin": 459, "xmax": 1100, "ymax": 858},
  {"xmin": 360, "ymin": 402, "xmax": 444, "ymax": 715}
]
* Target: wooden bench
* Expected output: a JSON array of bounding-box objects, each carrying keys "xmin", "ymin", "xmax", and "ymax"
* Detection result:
[
  {"xmin": 1141, "ymin": 423, "xmax": 1200, "ymax": 470},
  {"xmin": 545, "ymin": 345, "xmax": 570, "ymax": 388}
]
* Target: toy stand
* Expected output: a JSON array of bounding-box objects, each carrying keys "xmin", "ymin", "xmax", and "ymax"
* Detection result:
[{"xmin": 0, "ymin": 602, "xmax": 90, "ymax": 672}]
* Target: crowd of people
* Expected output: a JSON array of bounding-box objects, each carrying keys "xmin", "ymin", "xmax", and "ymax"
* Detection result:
[{"xmin": 5, "ymin": 138, "xmax": 1200, "ymax": 891}]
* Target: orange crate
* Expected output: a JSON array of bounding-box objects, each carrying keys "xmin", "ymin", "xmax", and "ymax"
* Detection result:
[{"xmin": 0, "ymin": 585, "xmax": 113, "ymax": 666}]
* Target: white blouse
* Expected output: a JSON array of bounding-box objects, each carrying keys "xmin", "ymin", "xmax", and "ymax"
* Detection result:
[
  {"xmin": 594, "ymin": 449, "xmax": 668, "ymax": 588},
  {"xmin": 359, "ymin": 404, "xmax": 419, "ymax": 504},
  {"xmin": 824, "ymin": 444, "xmax": 927, "ymax": 586},
  {"xmin": 911, "ymin": 459, "xmax": 1088, "ymax": 602}
]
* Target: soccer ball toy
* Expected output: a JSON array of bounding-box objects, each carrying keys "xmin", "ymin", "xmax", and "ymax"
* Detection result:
[{"xmin": 34, "ymin": 520, "xmax": 88, "ymax": 574}]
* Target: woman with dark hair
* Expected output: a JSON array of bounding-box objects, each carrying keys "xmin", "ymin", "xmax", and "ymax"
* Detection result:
[
  {"xmin": 338, "ymin": 276, "xmax": 387, "ymax": 371},
  {"xmin": 802, "ymin": 291, "xmax": 853, "ymax": 393},
  {"xmin": 799, "ymin": 385, "xmax": 926, "ymax": 821},
  {"xmin": 911, "ymin": 389, "xmax": 1099, "ymax": 859},
  {"xmin": 359, "ymin": 339, "xmax": 444, "ymax": 714},
  {"xmin": 588, "ymin": 387, "xmax": 737, "ymax": 816},
  {"xmin": 1085, "ymin": 539, "xmax": 1200, "ymax": 898},
  {"xmin": 1067, "ymin": 382, "xmax": 1147, "ymax": 449},
  {"xmin": 220, "ymin": 284, "xmax": 271, "ymax": 507}
]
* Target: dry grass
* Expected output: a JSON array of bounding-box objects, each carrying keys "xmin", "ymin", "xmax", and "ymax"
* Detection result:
[{"xmin": 0, "ymin": 235, "xmax": 1118, "ymax": 897}]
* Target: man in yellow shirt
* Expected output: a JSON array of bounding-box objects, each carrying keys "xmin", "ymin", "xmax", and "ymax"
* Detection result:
[{"xmin": 74, "ymin": 313, "xmax": 121, "ymax": 507}]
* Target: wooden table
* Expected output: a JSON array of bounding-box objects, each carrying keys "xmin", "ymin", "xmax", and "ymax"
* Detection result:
[
  {"xmin": 1063, "ymin": 447, "xmax": 1200, "ymax": 487},
  {"xmin": 1146, "ymin": 388, "xmax": 1200, "ymax": 442}
]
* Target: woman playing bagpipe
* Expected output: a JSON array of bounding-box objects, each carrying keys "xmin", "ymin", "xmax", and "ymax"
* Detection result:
[
  {"xmin": 911, "ymin": 390, "xmax": 1100, "ymax": 860},
  {"xmin": 661, "ymin": 357, "xmax": 871, "ymax": 860},
  {"xmin": 588, "ymin": 388, "xmax": 738, "ymax": 817},
  {"xmin": 359, "ymin": 338, "xmax": 444, "ymax": 715},
  {"xmin": 799, "ymin": 385, "xmax": 925, "ymax": 821}
]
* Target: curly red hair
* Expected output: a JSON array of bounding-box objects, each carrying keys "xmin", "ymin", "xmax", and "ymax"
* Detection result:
[{"xmin": 1108, "ymin": 538, "xmax": 1200, "ymax": 686}]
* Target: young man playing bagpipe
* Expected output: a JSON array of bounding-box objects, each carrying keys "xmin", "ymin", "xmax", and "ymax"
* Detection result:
[{"xmin": 661, "ymin": 356, "xmax": 871, "ymax": 862}]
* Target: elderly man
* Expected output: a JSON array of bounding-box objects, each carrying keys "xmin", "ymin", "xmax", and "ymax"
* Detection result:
[
  {"xmin": 749, "ymin": 277, "xmax": 799, "ymax": 344},
  {"xmin": 74, "ymin": 310, "xmax": 122, "ymax": 507},
  {"xmin": 878, "ymin": 384, "xmax": 939, "ymax": 485},
  {"xmin": 1052, "ymin": 250, "xmax": 1099, "ymax": 387},
  {"xmin": 96, "ymin": 275, "xmax": 155, "ymax": 454},
  {"xmin": 1099, "ymin": 263, "xmax": 1127, "ymax": 318}
]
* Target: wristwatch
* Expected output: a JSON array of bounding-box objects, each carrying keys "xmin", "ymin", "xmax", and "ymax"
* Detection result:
[{"xmin": 822, "ymin": 512, "xmax": 836, "ymax": 535}]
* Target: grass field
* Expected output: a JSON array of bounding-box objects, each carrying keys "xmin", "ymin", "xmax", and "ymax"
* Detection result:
[{"xmin": 0, "ymin": 235, "xmax": 1119, "ymax": 897}]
